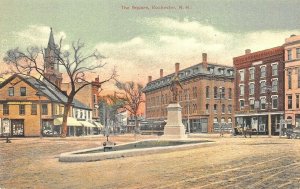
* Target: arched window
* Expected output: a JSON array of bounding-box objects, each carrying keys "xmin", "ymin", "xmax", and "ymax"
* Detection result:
[
  {"xmin": 206, "ymin": 86, "xmax": 210, "ymax": 98},
  {"xmin": 214, "ymin": 87, "xmax": 218, "ymax": 98}
]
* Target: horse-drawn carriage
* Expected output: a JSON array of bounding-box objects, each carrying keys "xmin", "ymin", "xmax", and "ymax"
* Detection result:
[
  {"xmin": 233, "ymin": 126, "xmax": 254, "ymax": 138},
  {"xmin": 285, "ymin": 127, "xmax": 300, "ymax": 139}
]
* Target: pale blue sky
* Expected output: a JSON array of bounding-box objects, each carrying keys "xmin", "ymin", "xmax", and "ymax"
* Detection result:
[{"xmin": 1, "ymin": 0, "xmax": 300, "ymax": 84}]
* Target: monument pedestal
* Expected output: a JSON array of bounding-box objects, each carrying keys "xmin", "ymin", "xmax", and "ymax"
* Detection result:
[{"xmin": 162, "ymin": 103, "xmax": 186, "ymax": 139}]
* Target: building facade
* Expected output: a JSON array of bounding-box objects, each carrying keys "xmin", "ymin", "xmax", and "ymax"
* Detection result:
[
  {"xmin": 233, "ymin": 47, "xmax": 285, "ymax": 135},
  {"xmin": 143, "ymin": 53, "xmax": 235, "ymax": 133},
  {"xmin": 0, "ymin": 74, "xmax": 94, "ymax": 137},
  {"xmin": 284, "ymin": 34, "xmax": 300, "ymax": 128}
]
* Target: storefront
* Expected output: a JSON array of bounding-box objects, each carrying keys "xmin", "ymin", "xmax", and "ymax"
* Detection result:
[
  {"xmin": 235, "ymin": 113, "xmax": 283, "ymax": 135},
  {"xmin": 183, "ymin": 118, "xmax": 208, "ymax": 133}
]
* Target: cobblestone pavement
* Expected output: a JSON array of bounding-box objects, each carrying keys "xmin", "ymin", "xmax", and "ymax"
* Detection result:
[{"xmin": 0, "ymin": 135, "xmax": 299, "ymax": 189}]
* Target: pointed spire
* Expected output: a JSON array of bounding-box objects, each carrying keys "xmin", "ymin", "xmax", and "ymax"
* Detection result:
[{"xmin": 47, "ymin": 27, "xmax": 55, "ymax": 49}]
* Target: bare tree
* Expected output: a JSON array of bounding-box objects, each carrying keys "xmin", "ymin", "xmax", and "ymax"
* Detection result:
[
  {"xmin": 3, "ymin": 39, "xmax": 117, "ymax": 137},
  {"xmin": 115, "ymin": 81, "xmax": 144, "ymax": 132}
]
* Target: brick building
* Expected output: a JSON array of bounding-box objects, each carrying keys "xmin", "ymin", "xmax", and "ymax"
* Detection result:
[
  {"xmin": 233, "ymin": 47, "xmax": 285, "ymax": 135},
  {"xmin": 143, "ymin": 53, "xmax": 235, "ymax": 133},
  {"xmin": 61, "ymin": 77, "xmax": 101, "ymax": 121},
  {"xmin": 284, "ymin": 34, "xmax": 300, "ymax": 127}
]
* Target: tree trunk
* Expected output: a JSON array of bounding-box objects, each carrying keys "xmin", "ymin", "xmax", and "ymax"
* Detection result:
[
  {"xmin": 135, "ymin": 115, "xmax": 138, "ymax": 134},
  {"xmin": 61, "ymin": 100, "xmax": 72, "ymax": 138}
]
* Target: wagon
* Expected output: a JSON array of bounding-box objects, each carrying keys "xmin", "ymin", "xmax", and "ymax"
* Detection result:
[{"xmin": 286, "ymin": 127, "xmax": 300, "ymax": 139}]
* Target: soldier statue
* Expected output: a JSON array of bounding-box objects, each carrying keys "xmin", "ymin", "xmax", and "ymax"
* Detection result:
[{"xmin": 170, "ymin": 74, "xmax": 183, "ymax": 103}]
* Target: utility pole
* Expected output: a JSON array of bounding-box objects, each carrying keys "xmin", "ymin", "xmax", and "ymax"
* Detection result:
[{"xmin": 187, "ymin": 90, "xmax": 190, "ymax": 134}]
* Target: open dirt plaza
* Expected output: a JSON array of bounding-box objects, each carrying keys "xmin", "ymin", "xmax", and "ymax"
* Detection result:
[{"xmin": 0, "ymin": 134, "xmax": 300, "ymax": 189}]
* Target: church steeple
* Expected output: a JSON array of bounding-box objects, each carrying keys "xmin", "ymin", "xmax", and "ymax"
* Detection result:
[
  {"xmin": 47, "ymin": 27, "xmax": 56, "ymax": 50},
  {"xmin": 44, "ymin": 27, "xmax": 62, "ymax": 88}
]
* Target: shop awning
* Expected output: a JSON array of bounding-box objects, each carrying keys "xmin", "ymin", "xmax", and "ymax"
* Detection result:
[
  {"xmin": 54, "ymin": 117, "xmax": 82, "ymax": 127},
  {"xmin": 92, "ymin": 121, "xmax": 103, "ymax": 128},
  {"xmin": 79, "ymin": 121, "xmax": 96, "ymax": 127}
]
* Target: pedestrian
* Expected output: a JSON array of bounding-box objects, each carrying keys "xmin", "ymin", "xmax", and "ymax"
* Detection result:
[{"xmin": 220, "ymin": 123, "xmax": 224, "ymax": 137}]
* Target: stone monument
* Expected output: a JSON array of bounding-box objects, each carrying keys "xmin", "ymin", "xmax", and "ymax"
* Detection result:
[{"xmin": 163, "ymin": 73, "xmax": 186, "ymax": 139}]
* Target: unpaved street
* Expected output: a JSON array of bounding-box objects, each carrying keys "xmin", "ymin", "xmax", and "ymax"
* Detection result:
[{"xmin": 0, "ymin": 135, "xmax": 300, "ymax": 189}]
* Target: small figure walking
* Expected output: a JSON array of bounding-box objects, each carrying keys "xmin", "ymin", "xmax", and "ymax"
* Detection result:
[{"xmin": 220, "ymin": 123, "xmax": 224, "ymax": 137}]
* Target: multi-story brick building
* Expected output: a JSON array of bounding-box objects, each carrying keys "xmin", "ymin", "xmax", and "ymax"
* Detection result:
[
  {"xmin": 233, "ymin": 47, "xmax": 285, "ymax": 135},
  {"xmin": 143, "ymin": 53, "xmax": 235, "ymax": 133},
  {"xmin": 284, "ymin": 34, "xmax": 300, "ymax": 128}
]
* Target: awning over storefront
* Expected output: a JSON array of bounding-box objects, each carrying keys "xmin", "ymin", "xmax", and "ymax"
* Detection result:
[
  {"xmin": 79, "ymin": 121, "xmax": 96, "ymax": 127},
  {"xmin": 54, "ymin": 117, "xmax": 82, "ymax": 127},
  {"xmin": 92, "ymin": 121, "xmax": 103, "ymax": 128}
]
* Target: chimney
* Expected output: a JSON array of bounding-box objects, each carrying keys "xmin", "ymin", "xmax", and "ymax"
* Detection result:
[
  {"xmin": 148, "ymin": 76, "xmax": 152, "ymax": 83},
  {"xmin": 175, "ymin": 63, "xmax": 180, "ymax": 74},
  {"xmin": 160, "ymin": 69, "xmax": 163, "ymax": 78},
  {"xmin": 245, "ymin": 49, "xmax": 251, "ymax": 54},
  {"xmin": 202, "ymin": 53, "xmax": 207, "ymax": 68}
]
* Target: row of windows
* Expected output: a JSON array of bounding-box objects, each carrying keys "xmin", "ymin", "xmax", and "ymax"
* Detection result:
[
  {"xmin": 287, "ymin": 48, "xmax": 300, "ymax": 61},
  {"xmin": 206, "ymin": 87, "xmax": 232, "ymax": 99},
  {"xmin": 206, "ymin": 104, "xmax": 233, "ymax": 114},
  {"xmin": 213, "ymin": 117, "xmax": 233, "ymax": 123},
  {"xmin": 239, "ymin": 96, "xmax": 278, "ymax": 110},
  {"xmin": 147, "ymin": 103, "xmax": 233, "ymax": 117},
  {"xmin": 8, "ymin": 87, "xmax": 27, "ymax": 96},
  {"xmin": 3, "ymin": 104, "xmax": 48, "ymax": 115},
  {"xmin": 147, "ymin": 86, "xmax": 233, "ymax": 107},
  {"xmin": 239, "ymin": 63, "xmax": 278, "ymax": 82},
  {"xmin": 239, "ymin": 79, "xmax": 278, "ymax": 96}
]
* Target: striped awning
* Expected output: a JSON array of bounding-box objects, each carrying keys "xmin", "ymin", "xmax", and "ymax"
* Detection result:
[
  {"xmin": 92, "ymin": 121, "xmax": 103, "ymax": 128},
  {"xmin": 79, "ymin": 121, "xmax": 96, "ymax": 127},
  {"xmin": 54, "ymin": 117, "xmax": 82, "ymax": 127}
]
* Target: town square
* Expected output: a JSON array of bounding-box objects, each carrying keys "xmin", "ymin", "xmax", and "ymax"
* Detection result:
[{"xmin": 1, "ymin": 0, "xmax": 300, "ymax": 188}]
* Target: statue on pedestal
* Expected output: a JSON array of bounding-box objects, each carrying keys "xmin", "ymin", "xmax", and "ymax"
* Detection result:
[{"xmin": 170, "ymin": 74, "xmax": 183, "ymax": 103}]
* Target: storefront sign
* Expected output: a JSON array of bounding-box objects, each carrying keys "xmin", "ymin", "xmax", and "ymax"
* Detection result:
[{"xmin": 7, "ymin": 102, "xmax": 32, "ymax": 105}]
